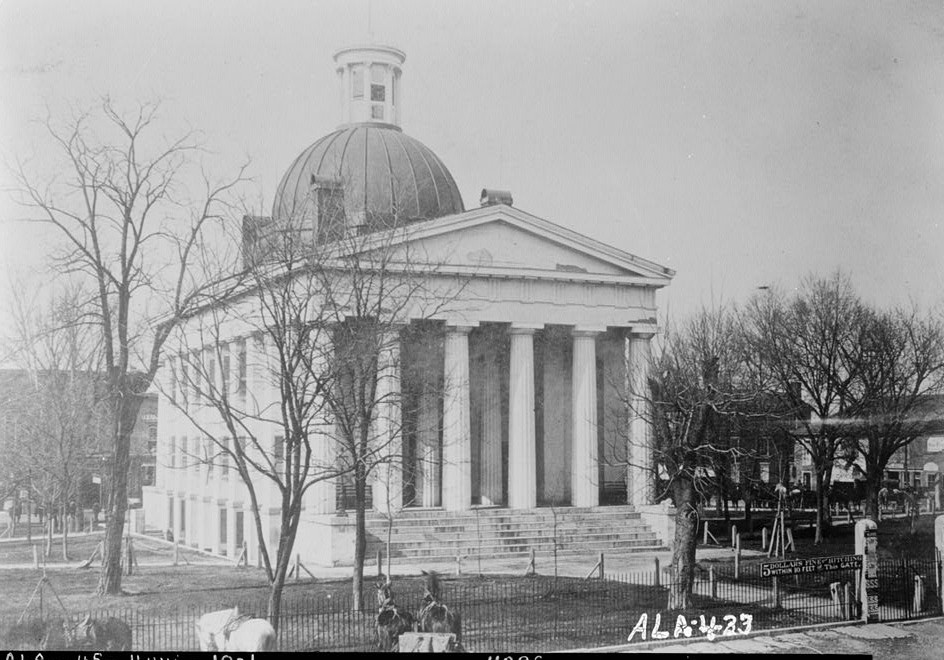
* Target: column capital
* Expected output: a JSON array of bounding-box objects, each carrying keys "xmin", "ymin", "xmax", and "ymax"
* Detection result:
[
  {"xmin": 630, "ymin": 325, "xmax": 658, "ymax": 339},
  {"xmin": 445, "ymin": 321, "xmax": 478, "ymax": 334},
  {"xmin": 509, "ymin": 322, "xmax": 543, "ymax": 334},
  {"xmin": 573, "ymin": 325, "xmax": 607, "ymax": 337}
]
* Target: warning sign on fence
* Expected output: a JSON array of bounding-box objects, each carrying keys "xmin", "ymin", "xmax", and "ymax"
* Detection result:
[{"xmin": 761, "ymin": 554, "xmax": 863, "ymax": 578}]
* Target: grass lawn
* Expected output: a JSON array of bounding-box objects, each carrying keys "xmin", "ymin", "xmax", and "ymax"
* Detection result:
[
  {"xmin": 701, "ymin": 512, "xmax": 938, "ymax": 562},
  {"xmin": 0, "ymin": 561, "xmax": 817, "ymax": 652}
]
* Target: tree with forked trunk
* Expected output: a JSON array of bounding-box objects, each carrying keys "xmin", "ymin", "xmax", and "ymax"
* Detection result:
[
  {"xmin": 9, "ymin": 99, "xmax": 247, "ymax": 594},
  {"xmin": 163, "ymin": 184, "xmax": 467, "ymax": 622}
]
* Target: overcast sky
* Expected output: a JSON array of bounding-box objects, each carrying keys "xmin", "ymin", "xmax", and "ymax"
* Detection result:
[{"xmin": 1, "ymin": 0, "xmax": 943, "ymax": 337}]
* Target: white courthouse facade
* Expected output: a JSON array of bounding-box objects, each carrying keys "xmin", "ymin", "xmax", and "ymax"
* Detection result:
[{"xmin": 143, "ymin": 45, "xmax": 675, "ymax": 566}]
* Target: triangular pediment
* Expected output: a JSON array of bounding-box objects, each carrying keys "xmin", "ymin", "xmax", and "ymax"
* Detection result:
[{"xmin": 342, "ymin": 205, "xmax": 674, "ymax": 284}]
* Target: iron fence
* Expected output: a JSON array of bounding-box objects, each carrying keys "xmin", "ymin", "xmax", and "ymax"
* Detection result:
[{"xmin": 3, "ymin": 558, "xmax": 940, "ymax": 652}]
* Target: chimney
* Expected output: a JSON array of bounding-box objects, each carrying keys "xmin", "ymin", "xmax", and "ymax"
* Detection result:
[{"xmin": 480, "ymin": 188, "xmax": 513, "ymax": 207}]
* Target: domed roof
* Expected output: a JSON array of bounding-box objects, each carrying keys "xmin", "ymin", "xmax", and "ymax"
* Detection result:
[{"xmin": 272, "ymin": 123, "xmax": 464, "ymax": 227}]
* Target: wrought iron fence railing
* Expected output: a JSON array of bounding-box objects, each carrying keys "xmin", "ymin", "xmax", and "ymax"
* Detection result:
[{"xmin": 2, "ymin": 557, "xmax": 940, "ymax": 652}]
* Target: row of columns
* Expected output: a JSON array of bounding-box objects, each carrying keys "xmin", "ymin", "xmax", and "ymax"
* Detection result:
[{"xmin": 373, "ymin": 323, "xmax": 654, "ymax": 512}]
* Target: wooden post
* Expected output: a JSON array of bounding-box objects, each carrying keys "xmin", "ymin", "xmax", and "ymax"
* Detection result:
[
  {"xmin": 377, "ymin": 549, "xmax": 383, "ymax": 577},
  {"xmin": 772, "ymin": 577, "xmax": 781, "ymax": 608},
  {"xmin": 762, "ymin": 527, "xmax": 767, "ymax": 550},
  {"xmin": 779, "ymin": 510, "xmax": 786, "ymax": 558},
  {"xmin": 734, "ymin": 545, "xmax": 741, "ymax": 580},
  {"xmin": 731, "ymin": 524, "xmax": 737, "ymax": 548},
  {"xmin": 703, "ymin": 521, "xmax": 709, "ymax": 545},
  {"xmin": 455, "ymin": 552, "xmax": 462, "ymax": 577},
  {"xmin": 843, "ymin": 582, "xmax": 852, "ymax": 620},
  {"xmin": 654, "ymin": 557, "xmax": 660, "ymax": 587},
  {"xmin": 709, "ymin": 565, "xmax": 717, "ymax": 599},
  {"xmin": 599, "ymin": 552, "xmax": 605, "ymax": 580},
  {"xmin": 32, "ymin": 544, "xmax": 38, "ymax": 569},
  {"xmin": 913, "ymin": 574, "xmax": 924, "ymax": 612}
]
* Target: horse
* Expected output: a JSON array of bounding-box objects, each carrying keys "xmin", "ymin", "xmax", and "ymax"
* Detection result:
[
  {"xmin": 416, "ymin": 571, "xmax": 462, "ymax": 648},
  {"xmin": 196, "ymin": 607, "xmax": 276, "ymax": 652},
  {"xmin": 375, "ymin": 574, "xmax": 415, "ymax": 652}
]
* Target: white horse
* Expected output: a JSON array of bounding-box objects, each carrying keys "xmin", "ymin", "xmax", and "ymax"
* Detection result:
[{"xmin": 196, "ymin": 607, "xmax": 276, "ymax": 652}]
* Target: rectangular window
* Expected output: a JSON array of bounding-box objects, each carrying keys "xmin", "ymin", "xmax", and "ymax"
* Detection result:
[
  {"xmin": 221, "ymin": 438, "xmax": 229, "ymax": 479},
  {"xmin": 181, "ymin": 359, "xmax": 189, "ymax": 408},
  {"xmin": 206, "ymin": 438, "xmax": 213, "ymax": 476},
  {"xmin": 207, "ymin": 351, "xmax": 216, "ymax": 397},
  {"xmin": 222, "ymin": 347, "xmax": 231, "ymax": 396},
  {"xmin": 371, "ymin": 104, "xmax": 384, "ymax": 120},
  {"xmin": 802, "ymin": 472, "xmax": 811, "ymax": 489},
  {"xmin": 274, "ymin": 436, "xmax": 284, "ymax": 472},
  {"xmin": 237, "ymin": 340, "xmax": 247, "ymax": 398},
  {"xmin": 371, "ymin": 63, "xmax": 385, "ymax": 83},
  {"xmin": 352, "ymin": 67, "xmax": 364, "ymax": 99},
  {"xmin": 191, "ymin": 351, "xmax": 202, "ymax": 406},
  {"xmin": 371, "ymin": 84, "xmax": 385, "ymax": 102},
  {"xmin": 169, "ymin": 437, "xmax": 176, "ymax": 468},
  {"xmin": 927, "ymin": 436, "xmax": 944, "ymax": 453},
  {"xmin": 929, "ymin": 473, "xmax": 938, "ymax": 488},
  {"xmin": 181, "ymin": 437, "xmax": 188, "ymax": 469}
]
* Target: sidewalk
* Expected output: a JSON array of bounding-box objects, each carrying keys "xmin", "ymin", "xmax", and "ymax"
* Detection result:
[{"xmin": 604, "ymin": 618, "xmax": 944, "ymax": 658}]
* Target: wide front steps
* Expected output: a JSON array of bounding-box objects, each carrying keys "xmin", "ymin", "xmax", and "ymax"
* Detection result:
[{"xmin": 362, "ymin": 505, "xmax": 665, "ymax": 563}]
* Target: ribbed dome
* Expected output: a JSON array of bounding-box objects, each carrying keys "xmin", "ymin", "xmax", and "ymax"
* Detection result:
[{"xmin": 272, "ymin": 124, "xmax": 464, "ymax": 228}]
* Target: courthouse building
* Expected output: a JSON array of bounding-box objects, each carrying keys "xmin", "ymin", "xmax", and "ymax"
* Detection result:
[{"xmin": 143, "ymin": 45, "xmax": 675, "ymax": 566}]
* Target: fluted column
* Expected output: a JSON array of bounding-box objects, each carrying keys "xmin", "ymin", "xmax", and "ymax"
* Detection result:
[
  {"xmin": 372, "ymin": 328, "xmax": 403, "ymax": 514},
  {"xmin": 442, "ymin": 324, "xmax": 474, "ymax": 511},
  {"xmin": 508, "ymin": 325, "xmax": 539, "ymax": 509},
  {"xmin": 417, "ymin": 376, "xmax": 441, "ymax": 508},
  {"xmin": 628, "ymin": 332, "xmax": 655, "ymax": 507},
  {"xmin": 572, "ymin": 327, "xmax": 602, "ymax": 507},
  {"xmin": 480, "ymin": 343, "xmax": 503, "ymax": 506}
]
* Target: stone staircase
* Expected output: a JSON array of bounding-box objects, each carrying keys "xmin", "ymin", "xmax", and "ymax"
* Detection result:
[{"xmin": 363, "ymin": 505, "xmax": 665, "ymax": 564}]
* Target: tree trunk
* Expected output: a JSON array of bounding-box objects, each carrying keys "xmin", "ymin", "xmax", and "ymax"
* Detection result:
[
  {"xmin": 98, "ymin": 392, "xmax": 140, "ymax": 595},
  {"xmin": 814, "ymin": 468, "xmax": 826, "ymax": 545},
  {"xmin": 266, "ymin": 543, "xmax": 291, "ymax": 632},
  {"xmin": 352, "ymin": 467, "xmax": 367, "ymax": 611},
  {"xmin": 668, "ymin": 477, "xmax": 698, "ymax": 611},
  {"xmin": 61, "ymin": 498, "xmax": 69, "ymax": 561},
  {"xmin": 866, "ymin": 475, "xmax": 881, "ymax": 523}
]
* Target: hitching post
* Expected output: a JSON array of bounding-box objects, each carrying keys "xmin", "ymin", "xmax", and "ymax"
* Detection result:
[
  {"xmin": 935, "ymin": 515, "xmax": 944, "ymax": 614},
  {"xmin": 855, "ymin": 518, "xmax": 879, "ymax": 623},
  {"xmin": 762, "ymin": 527, "xmax": 767, "ymax": 550},
  {"xmin": 654, "ymin": 557, "xmax": 660, "ymax": 587}
]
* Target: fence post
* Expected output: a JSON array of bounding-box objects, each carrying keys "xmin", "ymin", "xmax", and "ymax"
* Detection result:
[
  {"xmin": 735, "ymin": 542, "xmax": 741, "ymax": 581},
  {"xmin": 654, "ymin": 557, "xmax": 660, "ymax": 587},
  {"xmin": 935, "ymin": 516, "xmax": 944, "ymax": 614},
  {"xmin": 731, "ymin": 524, "xmax": 737, "ymax": 548},
  {"xmin": 709, "ymin": 565, "xmax": 717, "ymax": 599},
  {"xmin": 914, "ymin": 574, "xmax": 924, "ymax": 613},
  {"xmin": 772, "ymin": 576, "xmax": 781, "ymax": 608},
  {"xmin": 762, "ymin": 527, "xmax": 767, "ymax": 551}
]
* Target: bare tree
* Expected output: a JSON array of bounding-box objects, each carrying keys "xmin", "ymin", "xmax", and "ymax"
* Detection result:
[
  {"xmin": 840, "ymin": 306, "xmax": 944, "ymax": 522},
  {"xmin": 164, "ymin": 185, "xmax": 466, "ymax": 618},
  {"xmin": 642, "ymin": 306, "xmax": 757, "ymax": 609},
  {"xmin": 10, "ymin": 99, "xmax": 247, "ymax": 594},
  {"xmin": 4, "ymin": 284, "xmax": 109, "ymax": 559},
  {"xmin": 743, "ymin": 272, "xmax": 865, "ymax": 543}
]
